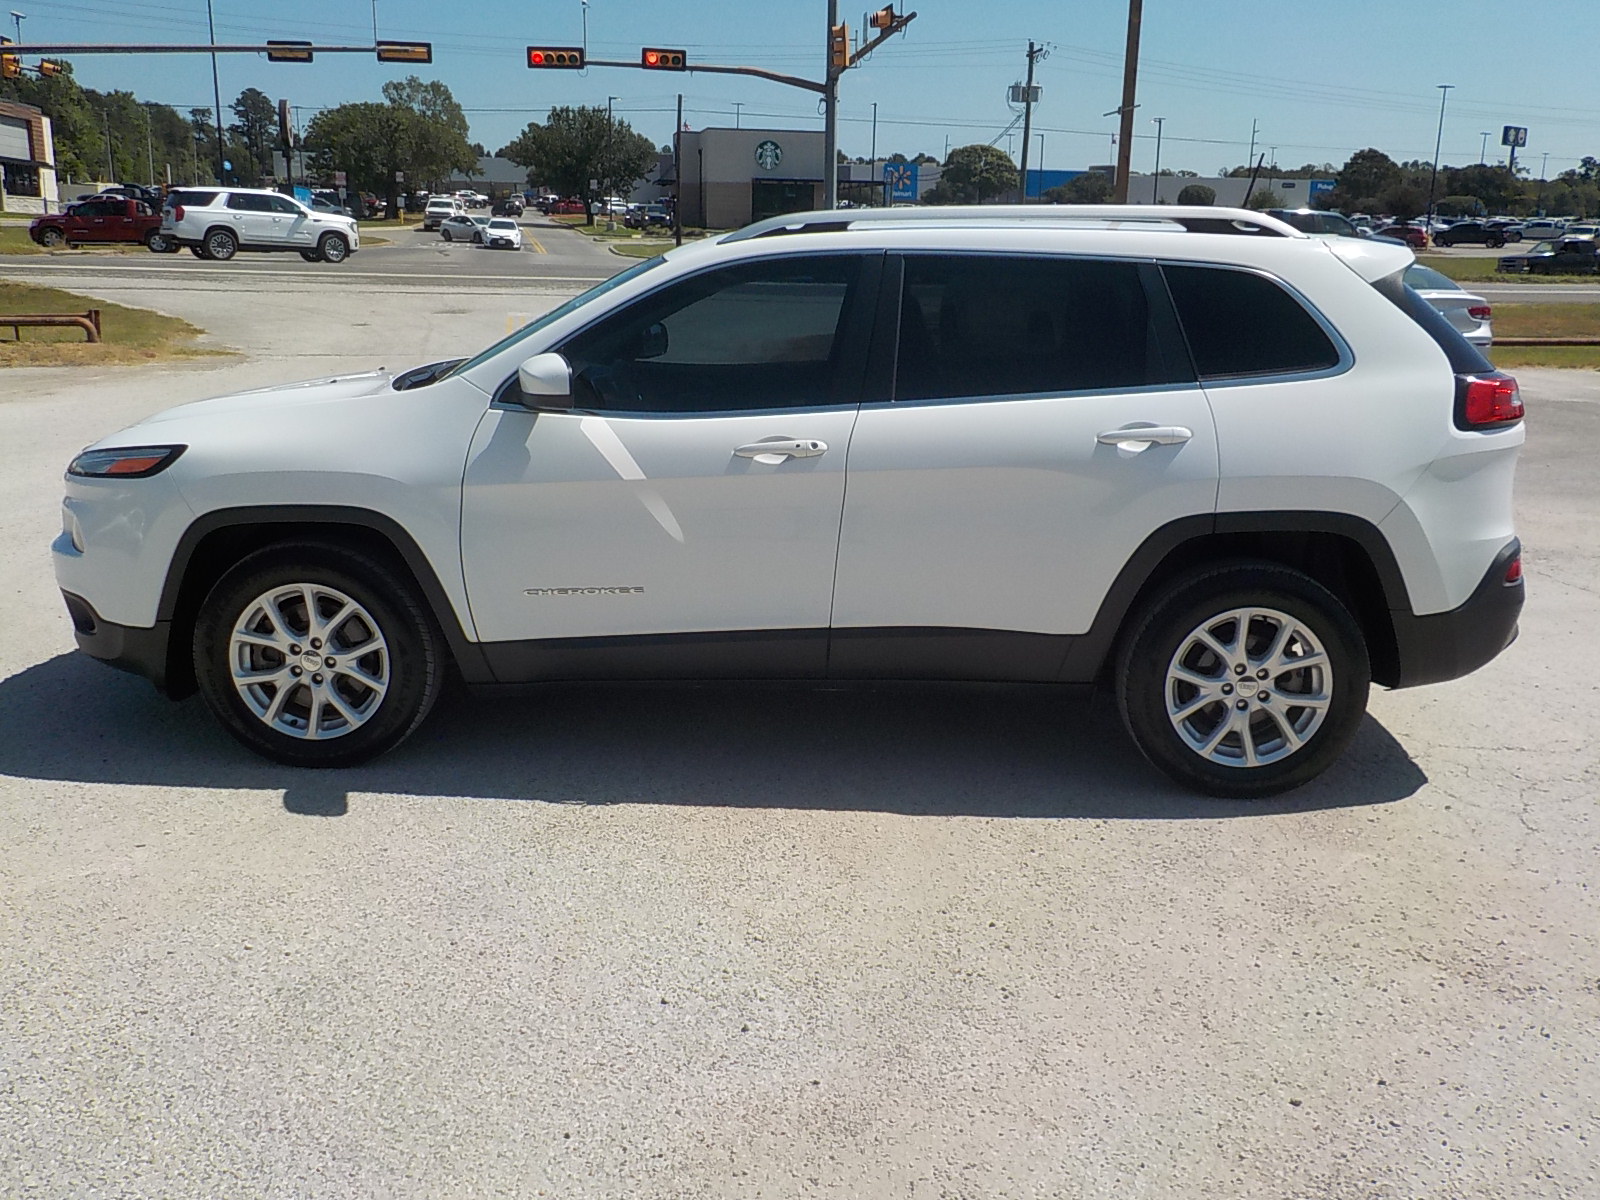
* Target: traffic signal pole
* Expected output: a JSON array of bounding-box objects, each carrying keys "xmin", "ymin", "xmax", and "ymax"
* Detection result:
[{"xmin": 823, "ymin": 0, "xmax": 840, "ymax": 208}]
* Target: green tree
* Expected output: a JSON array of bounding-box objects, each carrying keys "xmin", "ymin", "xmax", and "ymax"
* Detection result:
[
  {"xmin": 1045, "ymin": 172, "xmax": 1113, "ymax": 204},
  {"xmin": 1377, "ymin": 182, "xmax": 1428, "ymax": 220},
  {"xmin": 230, "ymin": 87, "xmax": 277, "ymax": 181},
  {"xmin": 500, "ymin": 106, "xmax": 657, "ymax": 224},
  {"xmin": 938, "ymin": 143, "xmax": 1016, "ymax": 203},
  {"xmin": 1245, "ymin": 188, "xmax": 1284, "ymax": 210},
  {"xmin": 1177, "ymin": 183, "xmax": 1215, "ymax": 205},
  {"xmin": 1330, "ymin": 148, "xmax": 1402, "ymax": 212}
]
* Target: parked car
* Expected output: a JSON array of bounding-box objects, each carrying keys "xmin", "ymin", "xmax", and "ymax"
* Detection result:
[
  {"xmin": 550, "ymin": 198, "xmax": 586, "ymax": 215},
  {"xmin": 29, "ymin": 196, "xmax": 172, "ymax": 251},
  {"xmin": 1486, "ymin": 219, "xmax": 1523, "ymax": 243},
  {"xmin": 1431, "ymin": 221, "xmax": 1506, "ymax": 248},
  {"xmin": 422, "ymin": 197, "xmax": 461, "ymax": 231},
  {"xmin": 1263, "ymin": 208, "xmax": 1363, "ymax": 238},
  {"xmin": 1404, "ymin": 263, "xmax": 1492, "ymax": 346},
  {"xmin": 1518, "ymin": 219, "xmax": 1565, "ymax": 243},
  {"xmin": 483, "ymin": 217, "xmax": 523, "ymax": 250},
  {"xmin": 160, "ymin": 187, "xmax": 360, "ymax": 262},
  {"xmin": 1371, "ymin": 223, "xmax": 1428, "ymax": 249},
  {"xmin": 439, "ymin": 214, "xmax": 489, "ymax": 243},
  {"xmin": 623, "ymin": 203, "xmax": 673, "ymax": 230},
  {"xmin": 1497, "ymin": 237, "xmax": 1600, "ymax": 275},
  {"xmin": 1565, "ymin": 223, "xmax": 1600, "ymax": 240},
  {"xmin": 54, "ymin": 204, "xmax": 1524, "ymax": 798},
  {"xmin": 492, "ymin": 197, "xmax": 525, "ymax": 217}
]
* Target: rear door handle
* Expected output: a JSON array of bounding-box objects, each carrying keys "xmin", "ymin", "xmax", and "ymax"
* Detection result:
[
  {"xmin": 733, "ymin": 438, "xmax": 828, "ymax": 464},
  {"xmin": 1096, "ymin": 425, "xmax": 1194, "ymax": 447}
]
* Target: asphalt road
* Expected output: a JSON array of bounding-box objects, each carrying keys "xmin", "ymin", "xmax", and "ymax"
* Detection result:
[{"xmin": 1, "ymin": 259, "xmax": 1598, "ymax": 1199}]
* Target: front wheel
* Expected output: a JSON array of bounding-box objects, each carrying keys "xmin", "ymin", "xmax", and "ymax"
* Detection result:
[
  {"xmin": 144, "ymin": 230, "xmax": 172, "ymax": 252},
  {"xmin": 193, "ymin": 544, "xmax": 444, "ymax": 767},
  {"xmin": 39, "ymin": 228, "xmax": 65, "ymax": 248},
  {"xmin": 1115, "ymin": 564, "xmax": 1370, "ymax": 798},
  {"xmin": 1488, "ymin": 236, "xmax": 1505, "ymax": 248},
  {"xmin": 317, "ymin": 233, "xmax": 349, "ymax": 263},
  {"xmin": 441, "ymin": 229, "xmax": 453, "ymax": 241}
]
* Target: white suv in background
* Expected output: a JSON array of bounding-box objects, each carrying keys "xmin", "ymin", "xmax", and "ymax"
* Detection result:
[
  {"xmin": 162, "ymin": 187, "xmax": 360, "ymax": 263},
  {"xmin": 422, "ymin": 196, "xmax": 461, "ymax": 230},
  {"xmin": 53, "ymin": 206, "xmax": 1525, "ymax": 798}
]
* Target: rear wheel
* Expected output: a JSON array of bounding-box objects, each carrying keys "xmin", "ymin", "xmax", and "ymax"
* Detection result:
[
  {"xmin": 193, "ymin": 543, "xmax": 444, "ymax": 767},
  {"xmin": 1115, "ymin": 564, "xmax": 1370, "ymax": 798},
  {"xmin": 317, "ymin": 233, "xmax": 349, "ymax": 263},
  {"xmin": 204, "ymin": 228, "xmax": 237, "ymax": 260}
]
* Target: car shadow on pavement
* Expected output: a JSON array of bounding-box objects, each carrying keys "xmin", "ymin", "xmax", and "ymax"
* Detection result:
[{"xmin": 0, "ymin": 653, "xmax": 1427, "ymax": 820}]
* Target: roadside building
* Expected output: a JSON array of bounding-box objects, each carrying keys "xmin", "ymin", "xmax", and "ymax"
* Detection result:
[{"xmin": 0, "ymin": 99, "xmax": 60, "ymax": 214}]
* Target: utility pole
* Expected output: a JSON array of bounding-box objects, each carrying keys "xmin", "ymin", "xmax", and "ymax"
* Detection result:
[
  {"xmin": 733, "ymin": 101, "xmax": 742, "ymax": 129},
  {"xmin": 101, "ymin": 106, "xmax": 113, "ymax": 181},
  {"xmin": 1016, "ymin": 39, "xmax": 1041, "ymax": 203},
  {"xmin": 1478, "ymin": 131, "xmax": 1490, "ymax": 165},
  {"xmin": 1150, "ymin": 116, "xmax": 1164, "ymax": 203},
  {"xmin": 140, "ymin": 102, "xmax": 155, "ymax": 185},
  {"xmin": 604, "ymin": 94, "xmax": 617, "ymax": 229},
  {"xmin": 823, "ymin": 0, "xmax": 839, "ymax": 208},
  {"xmin": 1247, "ymin": 117, "xmax": 1258, "ymax": 170},
  {"xmin": 1112, "ymin": 0, "xmax": 1142, "ymax": 202},
  {"xmin": 205, "ymin": 0, "xmax": 226, "ymax": 184},
  {"xmin": 1424, "ymin": 83, "xmax": 1453, "ymax": 233},
  {"xmin": 1035, "ymin": 132, "xmax": 1045, "ymax": 199}
]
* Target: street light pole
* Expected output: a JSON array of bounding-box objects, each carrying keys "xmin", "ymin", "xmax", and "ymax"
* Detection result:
[
  {"xmin": 1035, "ymin": 131, "xmax": 1045, "ymax": 200},
  {"xmin": 604, "ymin": 94, "xmax": 617, "ymax": 230},
  {"xmin": 823, "ymin": 0, "xmax": 839, "ymax": 208},
  {"xmin": 205, "ymin": 0, "xmax": 226, "ymax": 184},
  {"xmin": 8, "ymin": 11, "xmax": 22, "ymax": 45},
  {"xmin": 1424, "ymin": 83, "xmax": 1453, "ymax": 234},
  {"xmin": 733, "ymin": 101, "xmax": 742, "ymax": 129},
  {"xmin": 1150, "ymin": 116, "xmax": 1164, "ymax": 203}
]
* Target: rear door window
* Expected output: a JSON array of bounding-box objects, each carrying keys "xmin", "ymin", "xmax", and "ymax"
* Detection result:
[
  {"xmin": 892, "ymin": 254, "xmax": 1189, "ymax": 401},
  {"xmin": 1162, "ymin": 264, "xmax": 1343, "ymax": 380}
]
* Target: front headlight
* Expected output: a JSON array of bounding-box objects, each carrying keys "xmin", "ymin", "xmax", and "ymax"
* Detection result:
[{"xmin": 67, "ymin": 445, "xmax": 186, "ymax": 479}]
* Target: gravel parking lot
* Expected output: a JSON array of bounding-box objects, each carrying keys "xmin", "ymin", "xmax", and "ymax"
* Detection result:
[{"xmin": 1, "ymin": 261, "xmax": 1597, "ymax": 1199}]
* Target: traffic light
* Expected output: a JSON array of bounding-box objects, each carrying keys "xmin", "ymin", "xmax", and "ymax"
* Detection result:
[
  {"xmin": 640, "ymin": 47, "xmax": 686, "ymax": 71},
  {"xmin": 829, "ymin": 23, "xmax": 850, "ymax": 70},
  {"xmin": 526, "ymin": 46, "xmax": 584, "ymax": 68},
  {"xmin": 869, "ymin": 6, "xmax": 897, "ymax": 29},
  {"xmin": 37, "ymin": 59, "xmax": 63, "ymax": 77},
  {"xmin": 1, "ymin": 37, "xmax": 19, "ymax": 80},
  {"xmin": 266, "ymin": 40, "xmax": 313, "ymax": 63},
  {"xmin": 375, "ymin": 41, "xmax": 432, "ymax": 64}
]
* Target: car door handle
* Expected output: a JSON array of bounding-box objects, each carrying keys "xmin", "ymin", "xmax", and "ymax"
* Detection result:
[
  {"xmin": 1096, "ymin": 425, "xmax": 1194, "ymax": 447},
  {"xmin": 733, "ymin": 439, "xmax": 828, "ymax": 462}
]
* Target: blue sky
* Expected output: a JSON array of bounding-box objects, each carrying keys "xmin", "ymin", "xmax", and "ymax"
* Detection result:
[{"xmin": 17, "ymin": 0, "xmax": 1600, "ymax": 178}]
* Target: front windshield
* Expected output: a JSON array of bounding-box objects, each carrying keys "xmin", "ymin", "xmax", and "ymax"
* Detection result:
[
  {"xmin": 446, "ymin": 255, "xmax": 666, "ymax": 379},
  {"xmin": 489, "ymin": 220, "xmax": 515, "ymax": 229},
  {"xmin": 1531, "ymin": 242, "xmax": 1556, "ymax": 253}
]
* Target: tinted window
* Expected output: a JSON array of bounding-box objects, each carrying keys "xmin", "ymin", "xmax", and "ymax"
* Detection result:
[
  {"xmin": 894, "ymin": 255, "xmax": 1180, "ymax": 401},
  {"xmin": 1404, "ymin": 264, "xmax": 1461, "ymax": 291},
  {"xmin": 267, "ymin": 195, "xmax": 301, "ymax": 215},
  {"xmin": 226, "ymin": 193, "xmax": 271, "ymax": 212},
  {"xmin": 1370, "ymin": 269, "xmax": 1491, "ymax": 376},
  {"xmin": 166, "ymin": 190, "xmax": 218, "ymax": 208},
  {"xmin": 73, "ymin": 200, "xmax": 109, "ymax": 217},
  {"xmin": 559, "ymin": 255, "xmax": 861, "ymax": 413},
  {"xmin": 1162, "ymin": 264, "xmax": 1342, "ymax": 379}
]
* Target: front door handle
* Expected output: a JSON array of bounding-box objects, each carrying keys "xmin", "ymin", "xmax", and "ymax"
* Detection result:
[
  {"xmin": 733, "ymin": 438, "xmax": 828, "ymax": 464},
  {"xmin": 1096, "ymin": 425, "xmax": 1194, "ymax": 448}
]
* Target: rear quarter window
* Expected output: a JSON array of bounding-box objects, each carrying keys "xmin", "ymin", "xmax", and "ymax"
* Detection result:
[
  {"xmin": 1161, "ymin": 264, "xmax": 1343, "ymax": 380},
  {"xmin": 1369, "ymin": 269, "xmax": 1493, "ymax": 375}
]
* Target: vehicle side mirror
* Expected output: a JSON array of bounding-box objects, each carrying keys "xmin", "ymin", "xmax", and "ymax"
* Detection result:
[
  {"xmin": 516, "ymin": 352, "xmax": 574, "ymax": 410},
  {"xmin": 636, "ymin": 321, "xmax": 669, "ymax": 360}
]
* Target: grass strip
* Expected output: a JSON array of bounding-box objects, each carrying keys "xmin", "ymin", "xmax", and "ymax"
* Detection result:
[{"xmin": 0, "ymin": 281, "xmax": 216, "ymax": 368}]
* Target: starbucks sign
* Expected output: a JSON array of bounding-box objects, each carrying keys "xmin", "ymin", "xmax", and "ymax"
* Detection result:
[{"xmin": 754, "ymin": 139, "xmax": 783, "ymax": 171}]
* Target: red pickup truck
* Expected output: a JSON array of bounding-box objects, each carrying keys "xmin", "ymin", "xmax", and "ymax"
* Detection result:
[{"xmin": 29, "ymin": 197, "xmax": 175, "ymax": 251}]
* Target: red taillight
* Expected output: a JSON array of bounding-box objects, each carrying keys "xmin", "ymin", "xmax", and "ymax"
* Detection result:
[
  {"xmin": 1458, "ymin": 372, "xmax": 1524, "ymax": 429},
  {"xmin": 1467, "ymin": 304, "xmax": 1492, "ymax": 320},
  {"xmin": 173, "ymin": 205, "xmax": 184, "ymax": 221},
  {"xmin": 1504, "ymin": 554, "xmax": 1523, "ymax": 584}
]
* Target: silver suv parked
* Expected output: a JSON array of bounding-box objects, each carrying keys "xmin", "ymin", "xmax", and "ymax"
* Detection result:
[{"xmin": 161, "ymin": 187, "xmax": 360, "ymax": 263}]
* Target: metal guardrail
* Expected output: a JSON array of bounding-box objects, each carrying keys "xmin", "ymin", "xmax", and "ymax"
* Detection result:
[{"xmin": 2, "ymin": 309, "xmax": 102, "ymax": 343}]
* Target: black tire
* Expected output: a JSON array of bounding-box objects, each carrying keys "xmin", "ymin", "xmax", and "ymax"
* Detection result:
[
  {"xmin": 143, "ymin": 230, "xmax": 167, "ymax": 252},
  {"xmin": 1506, "ymin": 231, "xmax": 1522, "ymax": 243},
  {"xmin": 441, "ymin": 229, "xmax": 453, "ymax": 241},
  {"xmin": 317, "ymin": 233, "xmax": 349, "ymax": 263},
  {"xmin": 192, "ymin": 543, "xmax": 444, "ymax": 767},
  {"xmin": 299, "ymin": 249, "xmax": 321, "ymax": 262},
  {"xmin": 204, "ymin": 228, "xmax": 237, "ymax": 260},
  {"xmin": 189, "ymin": 244, "xmax": 211, "ymax": 259},
  {"xmin": 1114, "ymin": 563, "xmax": 1370, "ymax": 799},
  {"xmin": 1488, "ymin": 235, "xmax": 1505, "ymax": 249},
  {"xmin": 472, "ymin": 231, "xmax": 483, "ymax": 244},
  {"xmin": 39, "ymin": 228, "xmax": 65, "ymax": 248}
]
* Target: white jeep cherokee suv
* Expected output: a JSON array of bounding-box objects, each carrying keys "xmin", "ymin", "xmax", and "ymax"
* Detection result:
[
  {"xmin": 54, "ymin": 206, "xmax": 1525, "ymax": 797},
  {"xmin": 162, "ymin": 187, "xmax": 360, "ymax": 263}
]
